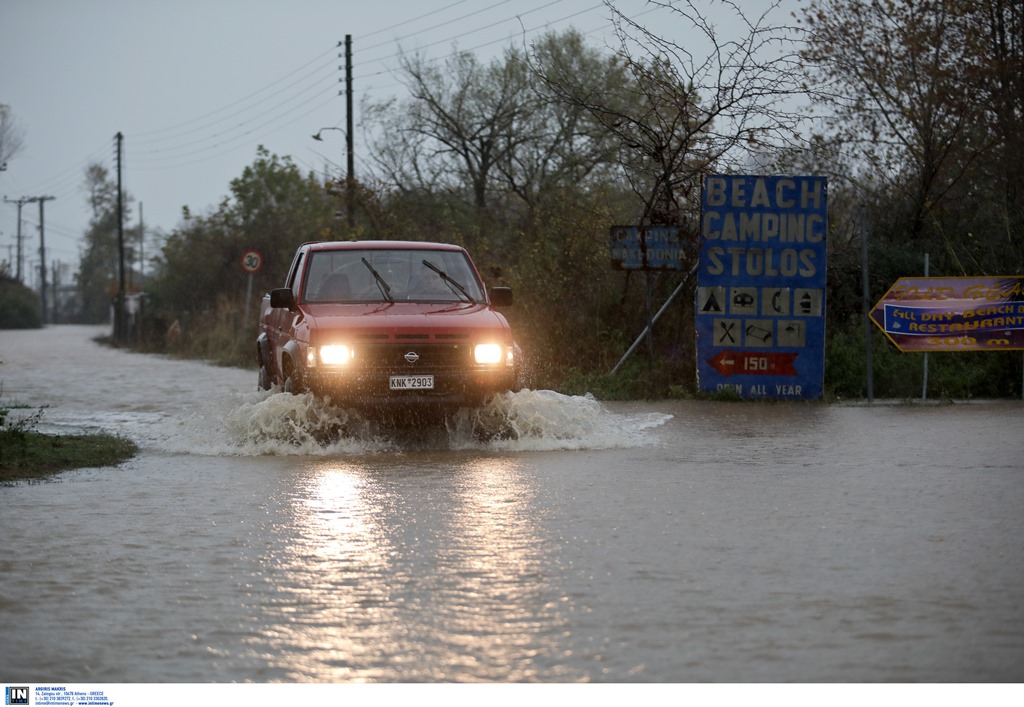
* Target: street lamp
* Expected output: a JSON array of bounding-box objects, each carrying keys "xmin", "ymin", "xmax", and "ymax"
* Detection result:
[
  {"xmin": 311, "ymin": 127, "xmax": 344, "ymax": 142},
  {"xmin": 312, "ymin": 127, "xmax": 354, "ymax": 230}
]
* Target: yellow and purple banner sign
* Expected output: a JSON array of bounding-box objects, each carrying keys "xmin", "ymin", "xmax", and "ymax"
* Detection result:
[{"xmin": 870, "ymin": 276, "xmax": 1024, "ymax": 351}]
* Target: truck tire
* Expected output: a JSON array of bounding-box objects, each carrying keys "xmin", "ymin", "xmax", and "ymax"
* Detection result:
[{"xmin": 284, "ymin": 374, "xmax": 304, "ymax": 394}]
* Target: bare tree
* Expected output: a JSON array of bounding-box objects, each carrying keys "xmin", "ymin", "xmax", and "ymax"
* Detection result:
[
  {"xmin": 363, "ymin": 30, "xmax": 632, "ymax": 215},
  {"xmin": 377, "ymin": 48, "xmax": 532, "ymax": 215},
  {"xmin": 0, "ymin": 104, "xmax": 26, "ymax": 171},
  {"xmin": 534, "ymin": 1, "xmax": 810, "ymax": 231}
]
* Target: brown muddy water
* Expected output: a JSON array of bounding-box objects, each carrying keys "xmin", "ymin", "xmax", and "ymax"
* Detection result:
[{"xmin": 1, "ymin": 325, "xmax": 1022, "ymax": 682}]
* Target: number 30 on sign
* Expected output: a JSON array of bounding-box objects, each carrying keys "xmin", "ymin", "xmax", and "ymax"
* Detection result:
[{"xmin": 241, "ymin": 249, "xmax": 263, "ymax": 273}]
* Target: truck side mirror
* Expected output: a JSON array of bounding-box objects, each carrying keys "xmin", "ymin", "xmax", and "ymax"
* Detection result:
[
  {"xmin": 490, "ymin": 286, "xmax": 513, "ymax": 307},
  {"xmin": 270, "ymin": 288, "xmax": 297, "ymax": 311}
]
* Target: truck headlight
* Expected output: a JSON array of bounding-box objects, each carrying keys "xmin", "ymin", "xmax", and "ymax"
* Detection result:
[
  {"xmin": 474, "ymin": 343, "xmax": 513, "ymax": 366},
  {"xmin": 317, "ymin": 344, "xmax": 353, "ymax": 366},
  {"xmin": 474, "ymin": 343, "xmax": 503, "ymax": 364}
]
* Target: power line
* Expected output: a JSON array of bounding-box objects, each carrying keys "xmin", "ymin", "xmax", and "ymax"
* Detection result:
[
  {"xmin": 20, "ymin": 3, "xmax": 633, "ymax": 181},
  {"xmin": 12, "ymin": 1, "xmax": 660, "ymax": 222},
  {"xmin": 129, "ymin": 93, "xmax": 340, "ymax": 171},
  {"xmin": 127, "ymin": 0, "xmax": 608, "ymax": 166},
  {"xmin": 360, "ymin": 0, "xmax": 476, "ymax": 40},
  {"xmin": 131, "ymin": 58, "xmax": 339, "ymax": 151},
  {"xmin": 352, "ymin": 2, "xmax": 618, "ymax": 90},
  {"xmin": 131, "ymin": 46, "xmax": 341, "ymax": 142},
  {"xmin": 359, "ymin": 0, "xmax": 517, "ymax": 55}
]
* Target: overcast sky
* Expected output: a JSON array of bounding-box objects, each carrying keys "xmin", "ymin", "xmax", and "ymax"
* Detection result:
[{"xmin": 1, "ymin": 0, "xmax": 798, "ymax": 281}]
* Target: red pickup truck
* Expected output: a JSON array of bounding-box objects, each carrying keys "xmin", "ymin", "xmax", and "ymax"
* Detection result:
[{"xmin": 256, "ymin": 240, "xmax": 520, "ymax": 413}]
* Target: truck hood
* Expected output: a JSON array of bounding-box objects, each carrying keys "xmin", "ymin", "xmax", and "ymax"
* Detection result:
[{"xmin": 302, "ymin": 302, "xmax": 512, "ymax": 339}]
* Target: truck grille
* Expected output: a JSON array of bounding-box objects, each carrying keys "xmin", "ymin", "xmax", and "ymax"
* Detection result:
[{"xmin": 356, "ymin": 343, "xmax": 471, "ymax": 371}]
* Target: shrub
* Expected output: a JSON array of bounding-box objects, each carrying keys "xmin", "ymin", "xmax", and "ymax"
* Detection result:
[{"xmin": 0, "ymin": 276, "xmax": 42, "ymax": 329}]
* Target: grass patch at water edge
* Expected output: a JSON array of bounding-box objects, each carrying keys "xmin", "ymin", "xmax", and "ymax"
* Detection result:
[{"xmin": 0, "ymin": 430, "xmax": 138, "ymax": 483}]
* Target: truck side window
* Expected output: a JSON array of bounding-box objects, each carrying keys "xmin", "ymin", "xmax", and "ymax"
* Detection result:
[{"xmin": 286, "ymin": 252, "xmax": 305, "ymax": 294}]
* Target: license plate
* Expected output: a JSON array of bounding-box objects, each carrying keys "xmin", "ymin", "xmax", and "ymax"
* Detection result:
[{"xmin": 389, "ymin": 375, "xmax": 434, "ymax": 390}]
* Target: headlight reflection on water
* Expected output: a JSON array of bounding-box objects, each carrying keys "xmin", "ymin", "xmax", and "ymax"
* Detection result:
[
  {"xmin": 255, "ymin": 465, "xmax": 401, "ymax": 682},
  {"xmin": 255, "ymin": 458, "xmax": 576, "ymax": 682},
  {"xmin": 433, "ymin": 458, "xmax": 575, "ymax": 679}
]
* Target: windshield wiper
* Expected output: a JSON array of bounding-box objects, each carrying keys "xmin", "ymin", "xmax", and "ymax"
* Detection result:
[
  {"xmin": 422, "ymin": 260, "xmax": 476, "ymax": 303},
  {"xmin": 361, "ymin": 258, "xmax": 393, "ymax": 302}
]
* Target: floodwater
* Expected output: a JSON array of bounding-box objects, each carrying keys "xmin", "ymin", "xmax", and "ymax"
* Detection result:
[{"xmin": 1, "ymin": 325, "xmax": 1022, "ymax": 683}]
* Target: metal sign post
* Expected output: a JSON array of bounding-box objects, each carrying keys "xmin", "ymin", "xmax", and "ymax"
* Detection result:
[
  {"xmin": 608, "ymin": 226, "xmax": 686, "ymax": 374},
  {"xmin": 922, "ymin": 254, "xmax": 930, "ymax": 402},
  {"xmin": 241, "ymin": 249, "xmax": 263, "ymax": 332}
]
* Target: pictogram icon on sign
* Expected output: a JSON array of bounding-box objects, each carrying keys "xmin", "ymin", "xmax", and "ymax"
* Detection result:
[
  {"xmin": 745, "ymin": 321, "xmax": 773, "ymax": 346},
  {"xmin": 764, "ymin": 287, "xmax": 790, "ymax": 316},
  {"xmin": 730, "ymin": 287, "xmax": 757, "ymax": 315},
  {"xmin": 699, "ymin": 286, "xmax": 725, "ymax": 313},
  {"xmin": 715, "ymin": 319, "xmax": 738, "ymax": 346},
  {"xmin": 794, "ymin": 288, "xmax": 822, "ymax": 316},
  {"xmin": 777, "ymin": 321, "xmax": 805, "ymax": 347}
]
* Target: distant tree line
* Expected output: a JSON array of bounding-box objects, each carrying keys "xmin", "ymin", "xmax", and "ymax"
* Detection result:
[{"xmin": 64, "ymin": 1, "xmax": 1021, "ymax": 398}]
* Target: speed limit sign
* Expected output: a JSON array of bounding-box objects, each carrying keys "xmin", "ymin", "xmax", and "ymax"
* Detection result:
[{"xmin": 241, "ymin": 249, "xmax": 263, "ymax": 273}]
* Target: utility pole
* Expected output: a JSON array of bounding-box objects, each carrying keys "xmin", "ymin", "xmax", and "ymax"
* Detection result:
[
  {"xmin": 51, "ymin": 260, "xmax": 60, "ymax": 324},
  {"xmin": 138, "ymin": 201, "xmax": 144, "ymax": 287},
  {"xmin": 5, "ymin": 195, "xmax": 55, "ymax": 319},
  {"xmin": 115, "ymin": 131, "xmax": 126, "ymax": 341},
  {"xmin": 313, "ymin": 38, "xmax": 354, "ymax": 230},
  {"xmin": 3, "ymin": 196, "xmax": 28, "ymax": 282},
  {"xmin": 36, "ymin": 195, "xmax": 55, "ymax": 322},
  {"xmin": 345, "ymin": 34, "xmax": 354, "ymax": 231}
]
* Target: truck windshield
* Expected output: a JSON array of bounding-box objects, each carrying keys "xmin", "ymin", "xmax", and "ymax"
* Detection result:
[{"xmin": 303, "ymin": 248, "xmax": 486, "ymax": 304}]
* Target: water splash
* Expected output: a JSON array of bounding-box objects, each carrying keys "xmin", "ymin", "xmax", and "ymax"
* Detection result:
[
  {"xmin": 449, "ymin": 389, "xmax": 673, "ymax": 451},
  {"xmin": 160, "ymin": 389, "xmax": 672, "ymax": 456}
]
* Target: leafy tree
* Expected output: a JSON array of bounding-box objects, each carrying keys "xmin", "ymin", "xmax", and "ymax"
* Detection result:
[
  {"xmin": 146, "ymin": 147, "xmax": 338, "ymax": 360},
  {"xmin": 951, "ymin": 0, "xmax": 1024, "ymax": 273},
  {"xmin": 76, "ymin": 163, "xmax": 131, "ymax": 323},
  {"xmin": 363, "ymin": 48, "xmax": 526, "ymax": 266},
  {"xmin": 357, "ymin": 31, "xmax": 641, "ymax": 389}
]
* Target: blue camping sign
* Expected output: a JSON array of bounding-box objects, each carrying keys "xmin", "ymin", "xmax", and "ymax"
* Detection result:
[{"xmin": 695, "ymin": 175, "xmax": 828, "ymax": 399}]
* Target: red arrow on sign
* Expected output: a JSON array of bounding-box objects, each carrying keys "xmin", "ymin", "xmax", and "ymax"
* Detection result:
[{"xmin": 708, "ymin": 350, "xmax": 798, "ymax": 377}]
